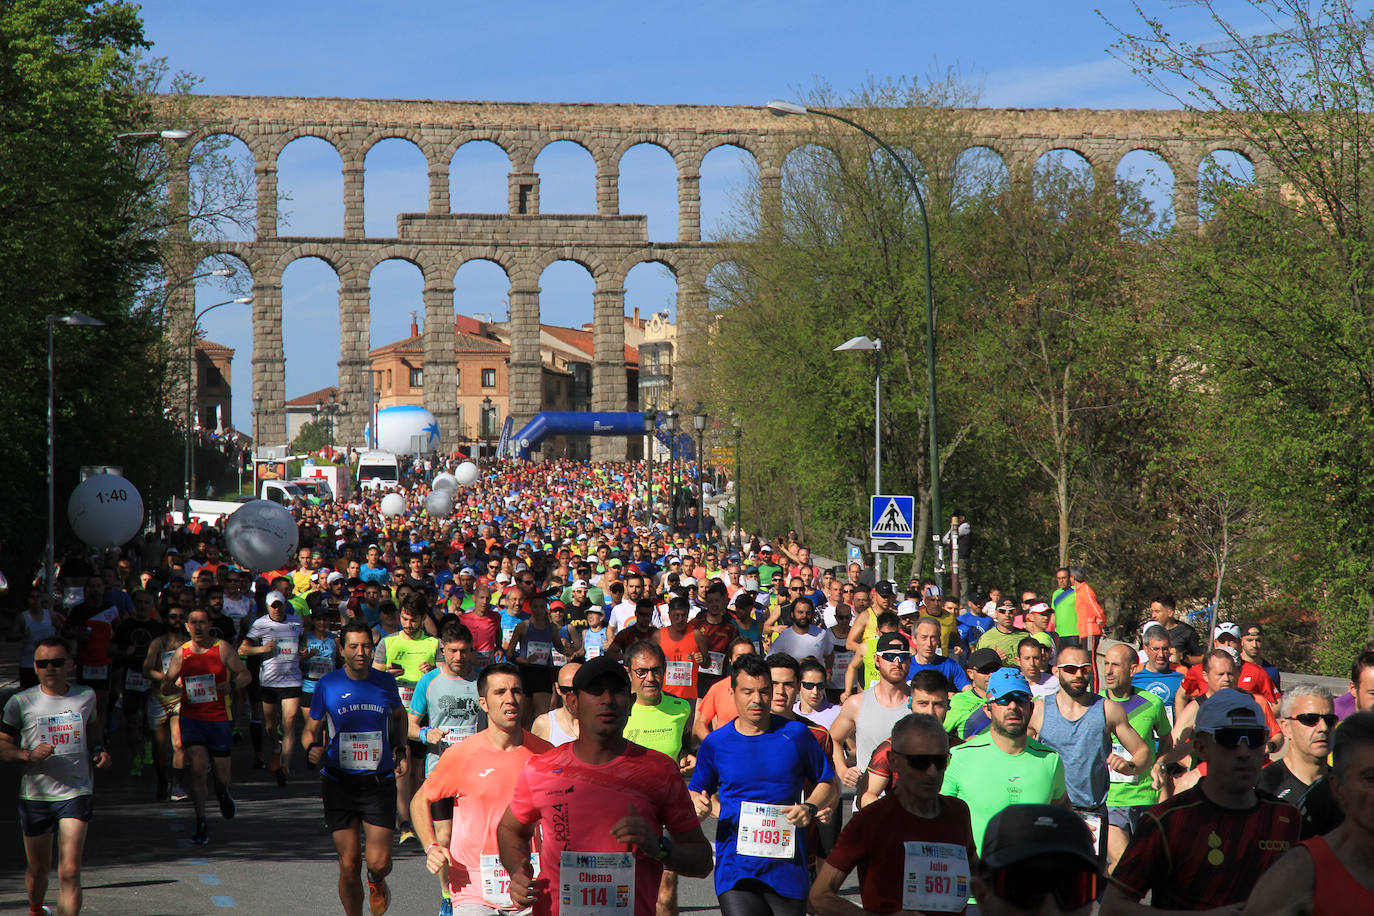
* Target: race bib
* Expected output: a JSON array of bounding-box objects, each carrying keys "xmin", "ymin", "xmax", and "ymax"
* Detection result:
[
  {"xmin": 559, "ymin": 851, "xmax": 634, "ymax": 916},
  {"xmin": 185, "ymin": 674, "xmax": 218, "ymax": 705},
  {"xmin": 441, "ymin": 722, "xmax": 479, "ymax": 745},
  {"xmin": 81, "ymin": 664, "xmax": 108, "ymax": 681},
  {"xmin": 502, "ymin": 626, "xmax": 516, "ymax": 645},
  {"xmin": 665, "ymin": 660, "xmax": 694, "ymax": 686},
  {"xmin": 473, "ymin": 650, "xmax": 494, "ymax": 668},
  {"xmin": 700, "ymin": 652, "xmax": 724, "ymax": 676},
  {"xmin": 736, "ymin": 802, "xmax": 796, "ymax": 859},
  {"xmin": 1080, "ymin": 812, "xmax": 1103, "ymax": 852},
  {"xmin": 339, "ymin": 730, "xmax": 384, "ymax": 773},
  {"xmin": 584, "ymin": 640, "xmax": 604, "ymax": 660},
  {"xmin": 552, "ymin": 648, "xmax": 569, "ymax": 667},
  {"xmin": 39, "ymin": 711, "xmax": 84, "ymax": 757},
  {"xmin": 275, "ymin": 640, "xmax": 298, "ymax": 660},
  {"xmin": 124, "ymin": 669, "xmax": 151, "ymax": 692},
  {"xmin": 480, "ymin": 852, "xmax": 540, "ymax": 909},
  {"xmin": 307, "ymin": 655, "xmax": 334, "ymax": 680},
  {"xmin": 1109, "ymin": 742, "xmax": 1138, "ymax": 784},
  {"xmin": 901, "ymin": 842, "xmax": 970, "ymax": 913},
  {"xmin": 526, "ymin": 641, "xmax": 552, "ymax": 665},
  {"xmin": 399, "ymin": 684, "xmax": 415, "ymax": 706},
  {"xmin": 160, "ymin": 650, "xmax": 175, "ymax": 672},
  {"xmin": 830, "ymin": 652, "xmax": 854, "ymax": 687}
]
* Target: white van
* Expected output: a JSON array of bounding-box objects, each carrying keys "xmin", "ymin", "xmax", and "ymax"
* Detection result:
[{"xmin": 356, "ymin": 450, "xmax": 400, "ymax": 491}]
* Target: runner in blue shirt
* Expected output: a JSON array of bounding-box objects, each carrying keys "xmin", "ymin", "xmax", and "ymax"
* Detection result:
[
  {"xmin": 1133, "ymin": 626, "xmax": 1186, "ymax": 725},
  {"xmin": 303, "ymin": 620, "xmax": 408, "ymax": 916},
  {"xmin": 689, "ymin": 654, "xmax": 838, "ymax": 916}
]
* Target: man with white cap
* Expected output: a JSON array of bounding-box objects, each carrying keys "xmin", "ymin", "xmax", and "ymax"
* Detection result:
[
  {"xmin": 1177, "ymin": 623, "xmax": 1279, "ymax": 715},
  {"xmin": 240, "ymin": 589, "xmax": 305, "ymax": 787},
  {"xmin": 1105, "ymin": 688, "xmax": 1300, "ymax": 912}
]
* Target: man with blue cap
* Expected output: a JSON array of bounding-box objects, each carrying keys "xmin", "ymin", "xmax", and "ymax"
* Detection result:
[{"xmin": 941, "ymin": 667, "xmax": 1068, "ymax": 857}]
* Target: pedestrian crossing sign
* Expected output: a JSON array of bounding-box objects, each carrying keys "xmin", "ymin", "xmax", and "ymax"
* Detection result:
[{"xmin": 870, "ymin": 495, "xmax": 915, "ymax": 540}]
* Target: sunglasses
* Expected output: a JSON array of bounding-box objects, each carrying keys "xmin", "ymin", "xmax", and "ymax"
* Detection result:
[
  {"xmin": 579, "ymin": 684, "xmax": 630, "ymax": 698},
  {"xmin": 1210, "ymin": 727, "xmax": 1268, "ymax": 749},
  {"xmin": 800, "ymin": 681, "xmax": 826, "ymax": 690},
  {"xmin": 988, "ymin": 864, "xmax": 1099, "ymax": 911},
  {"xmin": 556, "ymin": 684, "xmax": 577, "ymax": 695},
  {"xmin": 894, "ymin": 751, "xmax": 949, "ymax": 771},
  {"xmin": 1057, "ymin": 663, "xmax": 1092, "ymax": 675},
  {"xmin": 991, "ymin": 693, "xmax": 1032, "ymax": 706},
  {"xmin": 34, "ymin": 658, "xmax": 67, "ymax": 669},
  {"xmin": 877, "ymin": 652, "xmax": 912, "ymax": 664},
  {"xmin": 1287, "ymin": 713, "xmax": 1338, "ymax": 728}
]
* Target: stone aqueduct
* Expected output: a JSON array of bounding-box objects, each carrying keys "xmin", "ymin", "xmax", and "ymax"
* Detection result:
[{"xmin": 168, "ymin": 96, "xmax": 1266, "ymax": 458}]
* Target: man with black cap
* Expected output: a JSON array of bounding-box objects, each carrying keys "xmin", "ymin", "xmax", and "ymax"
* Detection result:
[
  {"xmin": 946, "ymin": 648, "xmax": 1003, "ymax": 742},
  {"xmin": 1105, "ymin": 688, "xmax": 1300, "ymax": 913},
  {"xmin": 844, "ymin": 579, "xmax": 897, "ymax": 655},
  {"xmin": 973, "ymin": 804, "xmax": 1103, "ymax": 916},
  {"xmin": 497, "ymin": 656, "xmax": 713, "ymax": 916}
]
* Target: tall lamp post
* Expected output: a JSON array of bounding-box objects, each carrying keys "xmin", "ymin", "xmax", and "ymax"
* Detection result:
[
  {"xmin": 186, "ymin": 297, "xmax": 251, "ymax": 504},
  {"xmin": 834, "ymin": 335, "xmax": 888, "ymax": 580},
  {"xmin": 732, "ymin": 415, "xmax": 742, "ymax": 555},
  {"xmin": 643, "ymin": 409, "xmax": 657, "ymax": 527},
  {"xmin": 482, "ymin": 396, "xmax": 493, "ymax": 458},
  {"xmin": 665, "ymin": 407, "xmax": 679, "ymax": 532},
  {"xmin": 46, "ymin": 311, "xmax": 106, "ymax": 598},
  {"xmin": 693, "ymin": 403, "xmax": 707, "ymax": 541},
  {"xmin": 768, "ymin": 99, "xmax": 944, "ymax": 589}
]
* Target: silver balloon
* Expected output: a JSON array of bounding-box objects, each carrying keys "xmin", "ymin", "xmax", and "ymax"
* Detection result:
[
  {"xmin": 432, "ymin": 472, "xmax": 459, "ymax": 492},
  {"xmin": 455, "ymin": 461, "xmax": 480, "ymax": 486},
  {"xmin": 425, "ymin": 488, "xmax": 454, "ymax": 517},
  {"xmin": 225, "ymin": 500, "xmax": 299, "ymax": 572},
  {"xmin": 380, "ymin": 493, "xmax": 407, "ymax": 517},
  {"xmin": 68, "ymin": 474, "xmax": 144, "ymax": 548}
]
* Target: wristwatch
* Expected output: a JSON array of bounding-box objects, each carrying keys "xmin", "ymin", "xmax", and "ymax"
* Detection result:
[
  {"xmin": 653, "ymin": 835, "xmax": 674, "ymax": 862},
  {"xmin": 801, "ymin": 802, "xmax": 819, "ymax": 818}
]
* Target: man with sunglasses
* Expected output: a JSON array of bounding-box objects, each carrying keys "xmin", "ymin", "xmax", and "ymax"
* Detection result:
[
  {"xmin": 812, "ymin": 713, "xmax": 976, "ymax": 916},
  {"xmin": 498, "ymin": 656, "xmax": 713, "ymax": 916},
  {"xmin": 974, "ymin": 804, "xmax": 1103, "ymax": 916},
  {"xmin": 2, "ymin": 636, "xmax": 110, "ymax": 916},
  {"xmin": 1106, "ymin": 688, "xmax": 1300, "ymax": 913},
  {"xmin": 973, "ymin": 600, "xmax": 1028, "ymax": 667},
  {"xmin": 795, "ymin": 658, "xmax": 842, "ymax": 729},
  {"xmin": 941, "ymin": 669, "xmax": 1068, "ymax": 859},
  {"xmin": 1256, "ymin": 684, "xmax": 1335, "ymax": 808},
  {"xmin": 1031, "ymin": 645, "xmax": 1150, "ymax": 862}
]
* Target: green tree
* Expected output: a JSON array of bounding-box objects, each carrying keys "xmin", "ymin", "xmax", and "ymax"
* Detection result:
[
  {"xmin": 291, "ymin": 419, "xmax": 329, "ymax": 455},
  {"xmin": 1111, "ymin": 0, "xmax": 1374, "ymax": 672}
]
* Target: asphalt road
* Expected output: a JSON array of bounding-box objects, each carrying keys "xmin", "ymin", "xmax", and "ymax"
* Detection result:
[{"xmin": 0, "ymin": 726, "xmax": 856, "ymax": 916}]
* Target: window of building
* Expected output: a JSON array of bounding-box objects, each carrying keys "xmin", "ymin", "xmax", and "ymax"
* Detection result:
[
  {"xmin": 481, "ymin": 368, "xmax": 496, "ymax": 387},
  {"xmin": 205, "ymin": 366, "xmax": 224, "ymax": 388},
  {"xmin": 454, "ymin": 367, "xmax": 461, "ymax": 390},
  {"xmin": 409, "ymin": 367, "xmax": 423, "ymax": 388}
]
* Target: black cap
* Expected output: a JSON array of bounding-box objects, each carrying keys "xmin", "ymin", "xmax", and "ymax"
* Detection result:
[
  {"xmin": 981, "ymin": 804, "xmax": 1100, "ymax": 871},
  {"xmin": 570, "ymin": 656, "xmax": 631, "ymax": 692},
  {"xmin": 965, "ymin": 648, "xmax": 1002, "ymax": 673},
  {"xmin": 1238, "ymin": 621, "xmax": 1264, "ymax": 636},
  {"xmin": 875, "ymin": 633, "xmax": 910, "ymax": 653},
  {"xmin": 874, "ymin": 580, "xmax": 897, "ymax": 598}
]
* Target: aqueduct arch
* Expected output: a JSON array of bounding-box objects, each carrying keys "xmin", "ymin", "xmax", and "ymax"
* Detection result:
[{"xmin": 165, "ymin": 96, "xmax": 1268, "ymax": 455}]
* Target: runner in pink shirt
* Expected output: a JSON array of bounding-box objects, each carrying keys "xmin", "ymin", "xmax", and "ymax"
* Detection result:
[{"xmin": 497, "ymin": 657, "xmax": 712, "ymax": 916}]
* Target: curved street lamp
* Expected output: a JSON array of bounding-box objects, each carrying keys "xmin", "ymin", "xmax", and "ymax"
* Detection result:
[
  {"xmin": 46, "ymin": 311, "xmax": 106, "ymax": 597},
  {"xmin": 767, "ymin": 99, "xmax": 944, "ymax": 588},
  {"xmin": 693, "ymin": 403, "xmax": 708, "ymax": 539}
]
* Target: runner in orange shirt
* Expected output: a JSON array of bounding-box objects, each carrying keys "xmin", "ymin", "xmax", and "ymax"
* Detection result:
[
  {"xmin": 412, "ymin": 661, "xmax": 552, "ymax": 916},
  {"xmin": 654, "ymin": 595, "xmax": 709, "ymax": 721}
]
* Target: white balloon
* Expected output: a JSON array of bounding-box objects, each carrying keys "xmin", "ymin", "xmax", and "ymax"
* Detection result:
[
  {"xmin": 380, "ymin": 493, "xmax": 407, "ymax": 517},
  {"xmin": 432, "ymin": 472, "xmax": 458, "ymax": 492},
  {"xmin": 425, "ymin": 489, "xmax": 453, "ymax": 517},
  {"xmin": 68, "ymin": 474, "xmax": 144, "ymax": 548},
  {"xmin": 455, "ymin": 461, "xmax": 480, "ymax": 486},
  {"xmin": 224, "ymin": 500, "xmax": 299, "ymax": 572}
]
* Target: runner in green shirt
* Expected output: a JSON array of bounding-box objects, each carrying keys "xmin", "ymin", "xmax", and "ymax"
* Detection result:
[
  {"xmin": 756, "ymin": 546, "xmax": 783, "ymax": 588},
  {"xmin": 941, "ymin": 669, "xmax": 1068, "ymax": 856},
  {"xmin": 1051, "ymin": 568, "xmax": 1079, "ymax": 642},
  {"xmin": 1101, "ymin": 642, "xmax": 1172, "ymax": 869},
  {"xmin": 622, "ymin": 642, "xmax": 694, "ymax": 765},
  {"xmin": 974, "ymin": 602, "xmax": 1029, "ymax": 668},
  {"xmin": 946, "ymin": 648, "xmax": 1001, "ymax": 741}
]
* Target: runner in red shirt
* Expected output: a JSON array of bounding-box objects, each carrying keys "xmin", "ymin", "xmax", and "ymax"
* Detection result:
[
  {"xmin": 496, "ymin": 657, "xmax": 713, "ymax": 916},
  {"xmin": 654, "ymin": 595, "xmax": 709, "ymax": 714}
]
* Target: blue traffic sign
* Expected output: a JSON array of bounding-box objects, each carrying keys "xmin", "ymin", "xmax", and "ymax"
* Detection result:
[{"xmin": 870, "ymin": 494, "xmax": 915, "ymax": 540}]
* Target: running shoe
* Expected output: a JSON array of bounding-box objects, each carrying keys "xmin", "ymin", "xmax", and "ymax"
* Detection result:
[
  {"xmin": 217, "ymin": 789, "xmax": 236, "ymax": 820},
  {"xmin": 191, "ymin": 818, "xmax": 209, "ymax": 846},
  {"xmin": 170, "ymin": 785, "xmax": 189, "ymax": 802},
  {"xmin": 439, "ymin": 898, "xmax": 453, "ymax": 916},
  {"xmin": 367, "ymin": 874, "xmax": 390, "ymax": 915},
  {"xmin": 398, "ymin": 826, "xmax": 416, "ymax": 845}
]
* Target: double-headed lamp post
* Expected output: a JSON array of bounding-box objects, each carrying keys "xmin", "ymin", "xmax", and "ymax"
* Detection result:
[
  {"xmin": 47, "ymin": 311, "xmax": 106, "ymax": 598},
  {"xmin": 643, "ymin": 409, "xmax": 657, "ymax": 527},
  {"xmin": 693, "ymin": 403, "xmax": 707, "ymax": 538},
  {"xmin": 186, "ymin": 297, "xmax": 251, "ymax": 504},
  {"xmin": 768, "ymin": 99, "xmax": 944, "ymax": 589}
]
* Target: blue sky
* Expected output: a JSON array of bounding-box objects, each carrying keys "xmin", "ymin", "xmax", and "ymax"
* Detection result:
[{"xmin": 135, "ymin": 0, "xmax": 1268, "ymax": 432}]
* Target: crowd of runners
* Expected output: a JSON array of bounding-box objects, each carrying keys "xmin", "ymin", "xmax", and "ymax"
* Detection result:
[{"xmin": 3, "ymin": 455, "xmax": 1374, "ymax": 916}]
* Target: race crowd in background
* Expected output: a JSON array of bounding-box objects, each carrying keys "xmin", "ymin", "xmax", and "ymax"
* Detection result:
[{"xmin": 3, "ymin": 455, "xmax": 1374, "ymax": 916}]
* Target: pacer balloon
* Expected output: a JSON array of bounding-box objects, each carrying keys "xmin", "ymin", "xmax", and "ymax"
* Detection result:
[{"xmin": 68, "ymin": 474, "xmax": 144, "ymax": 548}]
